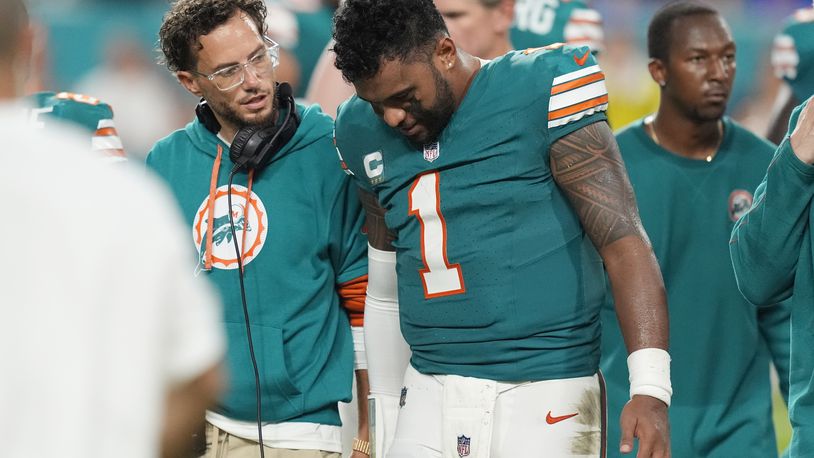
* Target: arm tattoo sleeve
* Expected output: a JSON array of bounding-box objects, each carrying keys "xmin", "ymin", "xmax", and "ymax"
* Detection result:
[
  {"xmin": 357, "ymin": 188, "xmax": 397, "ymax": 251},
  {"xmin": 550, "ymin": 122, "xmax": 646, "ymax": 249}
]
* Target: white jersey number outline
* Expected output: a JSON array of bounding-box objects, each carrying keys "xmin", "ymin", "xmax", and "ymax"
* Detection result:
[{"xmin": 408, "ymin": 172, "xmax": 465, "ymax": 298}]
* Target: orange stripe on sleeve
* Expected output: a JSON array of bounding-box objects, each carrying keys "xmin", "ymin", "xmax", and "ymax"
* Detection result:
[
  {"xmin": 551, "ymin": 72, "xmax": 605, "ymax": 95},
  {"xmin": 94, "ymin": 127, "xmax": 119, "ymax": 137},
  {"xmin": 548, "ymin": 94, "xmax": 609, "ymax": 121}
]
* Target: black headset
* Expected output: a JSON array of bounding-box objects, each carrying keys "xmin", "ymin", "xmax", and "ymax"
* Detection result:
[{"xmin": 195, "ymin": 82, "xmax": 301, "ymax": 172}]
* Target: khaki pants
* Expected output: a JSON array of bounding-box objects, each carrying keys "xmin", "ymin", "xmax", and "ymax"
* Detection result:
[{"xmin": 202, "ymin": 423, "xmax": 341, "ymax": 458}]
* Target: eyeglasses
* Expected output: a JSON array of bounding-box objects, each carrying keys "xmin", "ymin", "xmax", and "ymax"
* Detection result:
[{"xmin": 191, "ymin": 37, "xmax": 280, "ymax": 91}]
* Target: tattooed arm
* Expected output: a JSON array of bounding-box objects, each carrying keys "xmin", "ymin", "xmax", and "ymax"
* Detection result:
[
  {"xmin": 550, "ymin": 121, "xmax": 670, "ymax": 458},
  {"xmin": 358, "ymin": 188, "xmax": 396, "ymax": 251}
]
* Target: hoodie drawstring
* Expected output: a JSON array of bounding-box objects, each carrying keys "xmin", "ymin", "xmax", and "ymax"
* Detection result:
[{"xmin": 205, "ymin": 144, "xmax": 255, "ymax": 271}]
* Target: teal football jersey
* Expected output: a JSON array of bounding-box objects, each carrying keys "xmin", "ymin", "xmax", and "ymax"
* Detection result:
[
  {"xmin": 511, "ymin": 0, "xmax": 603, "ymax": 52},
  {"xmin": 601, "ymin": 119, "xmax": 788, "ymax": 457},
  {"xmin": 772, "ymin": 8, "xmax": 814, "ymax": 102},
  {"xmin": 27, "ymin": 91, "xmax": 125, "ymax": 159},
  {"xmin": 335, "ymin": 46, "xmax": 609, "ymax": 381}
]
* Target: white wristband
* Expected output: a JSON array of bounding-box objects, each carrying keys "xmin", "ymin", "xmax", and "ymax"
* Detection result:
[{"xmin": 627, "ymin": 348, "xmax": 672, "ymax": 407}]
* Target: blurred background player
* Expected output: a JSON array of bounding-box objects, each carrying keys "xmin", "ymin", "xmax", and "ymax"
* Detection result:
[
  {"xmin": 767, "ymin": 3, "xmax": 814, "ymax": 144},
  {"xmin": 511, "ymin": 0, "xmax": 603, "ymax": 51},
  {"xmin": 433, "ymin": 0, "xmax": 515, "ymax": 59},
  {"xmin": 0, "ymin": 1, "xmax": 225, "ymax": 457},
  {"xmin": 73, "ymin": 34, "xmax": 182, "ymax": 160},
  {"xmin": 599, "ymin": 3, "xmax": 790, "ymax": 457},
  {"xmin": 27, "ymin": 90, "xmax": 126, "ymax": 161},
  {"xmin": 265, "ymin": 0, "xmax": 338, "ymax": 96}
]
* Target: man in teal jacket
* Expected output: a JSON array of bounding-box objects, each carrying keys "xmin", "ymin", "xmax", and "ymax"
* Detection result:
[
  {"xmin": 150, "ymin": 1, "xmax": 370, "ymax": 456},
  {"xmin": 601, "ymin": 3, "xmax": 790, "ymax": 457},
  {"xmin": 731, "ymin": 96, "xmax": 814, "ymax": 457}
]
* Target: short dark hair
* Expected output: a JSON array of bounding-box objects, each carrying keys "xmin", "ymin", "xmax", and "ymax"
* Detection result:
[
  {"xmin": 0, "ymin": 0, "xmax": 28, "ymax": 60},
  {"xmin": 158, "ymin": 0, "xmax": 267, "ymax": 72},
  {"xmin": 647, "ymin": 1, "xmax": 718, "ymax": 61},
  {"xmin": 332, "ymin": 0, "xmax": 448, "ymax": 83}
]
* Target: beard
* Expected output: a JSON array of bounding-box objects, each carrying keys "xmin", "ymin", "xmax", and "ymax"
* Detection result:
[
  {"xmin": 407, "ymin": 65, "xmax": 456, "ymax": 147},
  {"xmin": 211, "ymin": 87, "xmax": 279, "ymax": 131}
]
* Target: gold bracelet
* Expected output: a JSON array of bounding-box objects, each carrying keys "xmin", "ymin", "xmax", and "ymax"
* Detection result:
[{"xmin": 352, "ymin": 437, "xmax": 371, "ymax": 455}]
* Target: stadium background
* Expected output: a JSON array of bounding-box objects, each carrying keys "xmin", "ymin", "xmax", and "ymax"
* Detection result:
[{"xmin": 28, "ymin": 0, "xmax": 808, "ymax": 452}]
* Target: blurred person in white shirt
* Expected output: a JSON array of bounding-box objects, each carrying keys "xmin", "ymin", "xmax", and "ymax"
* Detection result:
[{"xmin": 0, "ymin": 1, "xmax": 226, "ymax": 457}]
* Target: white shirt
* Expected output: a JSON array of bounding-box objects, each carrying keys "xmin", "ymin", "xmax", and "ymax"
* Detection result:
[{"xmin": 0, "ymin": 102, "xmax": 225, "ymax": 458}]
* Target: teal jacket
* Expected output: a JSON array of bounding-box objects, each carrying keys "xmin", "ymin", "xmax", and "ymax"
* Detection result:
[
  {"xmin": 731, "ymin": 99, "xmax": 814, "ymax": 456},
  {"xmin": 147, "ymin": 104, "xmax": 367, "ymax": 425}
]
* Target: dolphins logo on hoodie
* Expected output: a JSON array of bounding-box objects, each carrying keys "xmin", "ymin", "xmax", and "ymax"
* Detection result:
[{"xmin": 193, "ymin": 184, "xmax": 268, "ymax": 270}]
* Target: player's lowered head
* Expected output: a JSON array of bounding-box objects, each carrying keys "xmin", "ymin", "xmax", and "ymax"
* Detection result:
[
  {"xmin": 333, "ymin": 0, "xmax": 481, "ymax": 147},
  {"xmin": 159, "ymin": 0, "xmax": 282, "ymax": 140},
  {"xmin": 433, "ymin": 0, "xmax": 515, "ymax": 60},
  {"xmin": 0, "ymin": 0, "xmax": 33, "ymax": 100},
  {"xmin": 647, "ymin": 2, "xmax": 735, "ymax": 122}
]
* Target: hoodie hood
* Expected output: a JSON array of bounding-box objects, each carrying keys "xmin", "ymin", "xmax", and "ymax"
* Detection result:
[{"xmin": 184, "ymin": 102, "xmax": 333, "ymax": 164}]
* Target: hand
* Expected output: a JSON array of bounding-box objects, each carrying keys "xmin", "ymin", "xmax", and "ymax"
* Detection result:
[
  {"xmin": 619, "ymin": 395, "xmax": 670, "ymax": 458},
  {"xmin": 350, "ymin": 451, "xmax": 369, "ymax": 458},
  {"xmin": 790, "ymin": 100, "xmax": 814, "ymax": 164}
]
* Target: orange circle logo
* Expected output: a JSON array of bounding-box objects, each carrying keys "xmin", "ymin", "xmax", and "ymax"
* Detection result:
[{"xmin": 192, "ymin": 185, "xmax": 268, "ymax": 269}]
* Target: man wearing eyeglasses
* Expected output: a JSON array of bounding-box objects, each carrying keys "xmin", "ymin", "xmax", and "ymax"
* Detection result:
[{"xmin": 148, "ymin": 1, "xmax": 371, "ymax": 457}]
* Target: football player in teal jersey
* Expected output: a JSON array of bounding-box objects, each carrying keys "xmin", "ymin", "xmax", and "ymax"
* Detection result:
[
  {"xmin": 332, "ymin": 0, "xmax": 671, "ymax": 456},
  {"xmin": 767, "ymin": 4, "xmax": 814, "ymax": 144},
  {"xmin": 303, "ymin": 0, "xmax": 603, "ymax": 119},
  {"xmin": 27, "ymin": 91, "xmax": 126, "ymax": 161},
  {"xmin": 512, "ymin": 0, "xmax": 603, "ymax": 52},
  {"xmin": 599, "ymin": 3, "xmax": 790, "ymax": 457}
]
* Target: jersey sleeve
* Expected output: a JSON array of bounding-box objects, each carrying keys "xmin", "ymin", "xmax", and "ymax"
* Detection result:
[
  {"xmin": 730, "ymin": 100, "xmax": 814, "ymax": 306},
  {"xmin": 758, "ymin": 301, "xmax": 791, "ymax": 402},
  {"xmin": 564, "ymin": 5, "xmax": 604, "ymax": 52},
  {"xmin": 31, "ymin": 92, "xmax": 126, "ymax": 160},
  {"xmin": 538, "ymin": 45, "xmax": 609, "ymax": 143},
  {"xmin": 329, "ymin": 171, "xmax": 369, "ymax": 286},
  {"xmin": 334, "ymin": 97, "xmax": 378, "ymax": 193}
]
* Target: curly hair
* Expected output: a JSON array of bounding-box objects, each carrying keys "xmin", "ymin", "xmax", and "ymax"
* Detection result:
[
  {"xmin": 648, "ymin": 2, "xmax": 718, "ymax": 62},
  {"xmin": 159, "ymin": 0, "xmax": 267, "ymax": 72},
  {"xmin": 332, "ymin": 0, "xmax": 448, "ymax": 83}
]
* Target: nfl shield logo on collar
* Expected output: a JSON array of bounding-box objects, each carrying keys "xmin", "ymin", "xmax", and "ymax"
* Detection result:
[
  {"xmin": 457, "ymin": 435, "xmax": 471, "ymax": 457},
  {"xmin": 423, "ymin": 142, "xmax": 440, "ymax": 162}
]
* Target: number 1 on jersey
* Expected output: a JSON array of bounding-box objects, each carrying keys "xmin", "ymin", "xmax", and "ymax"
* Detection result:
[{"xmin": 408, "ymin": 172, "xmax": 465, "ymax": 298}]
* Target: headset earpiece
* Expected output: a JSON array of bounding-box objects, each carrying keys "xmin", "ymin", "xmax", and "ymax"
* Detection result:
[{"xmin": 195, "ymin": 99, "xmax": 221, "ymax": 134}]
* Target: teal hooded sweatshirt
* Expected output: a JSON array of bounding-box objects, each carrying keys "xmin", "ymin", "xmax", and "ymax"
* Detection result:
[
  {"xmin": 146, "ymin": 103, "xmax": 367, "ymax": 426},
  {"xmin": 731, "ymin": 99, "xmax": 814, "ymax": 456}
]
